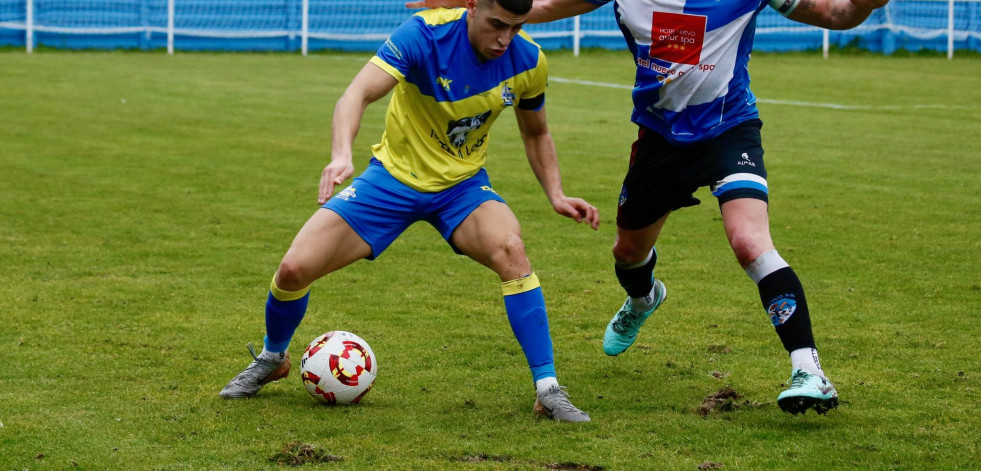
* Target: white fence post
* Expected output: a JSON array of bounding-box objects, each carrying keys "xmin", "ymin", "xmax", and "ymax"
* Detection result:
[
  {"xmin": 302, "ymin": 0, "xmax": 309, "ymax": 56},
  {"xmin": 822, "ymin": 28, "xmax": 829, "ymax": 59},
  {"xmin": 25, "ymin": 0, "xmax": 33, "ymax": 53},
  {"xmin": 947, "ymin": 0, "xmax": 955, "ymax": 59},
  {"xmin": 573, "ymin": 15, "xmax": 581, "ymax": 57},
  {"xmin": 167, "ymin": 0, "xmax": 175, "ymax": 54}
]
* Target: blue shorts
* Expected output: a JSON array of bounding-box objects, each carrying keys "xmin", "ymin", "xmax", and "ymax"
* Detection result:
[{"xmin": 322, "ymin": 158, "xmax": 507, "ymax": 260}]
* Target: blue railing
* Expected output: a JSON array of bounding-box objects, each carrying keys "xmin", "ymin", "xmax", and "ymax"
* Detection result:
[{"xmin": 1, "ymin": 0, "xmax": 980, "ymax": 54}]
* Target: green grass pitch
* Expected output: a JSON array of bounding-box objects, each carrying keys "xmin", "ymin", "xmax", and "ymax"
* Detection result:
[{"xmin": 1, "ymin": 49, "xmax": 979, "ymax": 469}]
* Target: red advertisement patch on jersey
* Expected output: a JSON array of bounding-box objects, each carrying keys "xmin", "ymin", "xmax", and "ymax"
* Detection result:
[{"xmin": 649, "ymin": 11, "xmax": 706, "ymax": 65}]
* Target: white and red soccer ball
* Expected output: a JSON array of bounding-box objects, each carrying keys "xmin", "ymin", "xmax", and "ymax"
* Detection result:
[{"xmin": 300, "ymin": 331, "xmax": 377, "ymax": 405}]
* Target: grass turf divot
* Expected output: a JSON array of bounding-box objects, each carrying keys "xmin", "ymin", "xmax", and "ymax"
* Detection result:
[{"xmin": 268, "ymin": 442, "xmax": 343, "ymax": 466}]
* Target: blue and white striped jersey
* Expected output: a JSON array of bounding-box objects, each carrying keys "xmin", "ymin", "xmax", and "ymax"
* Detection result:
[{"xmin": 586, "ymin": 0, "xmax": 771, "ymax": 144}]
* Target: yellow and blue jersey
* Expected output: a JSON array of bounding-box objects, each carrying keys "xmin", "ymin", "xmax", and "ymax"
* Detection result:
[{"xmin": 369, "ymin": 8, "xmax": 548, "ymax": 192}]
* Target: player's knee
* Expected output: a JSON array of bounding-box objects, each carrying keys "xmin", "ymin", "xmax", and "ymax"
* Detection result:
[
  {"xmin": 499, "ymin": 232, "xmax": 527, "ymax": 260},
  {"xmin": 491, "ymin": 232, "xmax": 530, "ymax": 272},
  {"xmin": 729, "ymin": 232, "xmax": 771, "ymax": 267},
  {"xmin": 612, "ymin": 239, "xmax": 648, "ymax": 266},
  {"xmin": 275, "ymin": 258, "xmax": 313, "ymax": 292}
]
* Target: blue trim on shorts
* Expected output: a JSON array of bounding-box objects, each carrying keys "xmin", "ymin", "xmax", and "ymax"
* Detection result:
[
  {"xmin": 711, "ymin": 180, "xmax": 769, "ymax": 197},
  {"xmin": 322, "ymin": 158, "xmax": 506, "ymax": 260}
]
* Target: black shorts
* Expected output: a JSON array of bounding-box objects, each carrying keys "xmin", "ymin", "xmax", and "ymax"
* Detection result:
[{"xmin": 616, "ymin": 119, "xmax": 768, "ymax": 230}]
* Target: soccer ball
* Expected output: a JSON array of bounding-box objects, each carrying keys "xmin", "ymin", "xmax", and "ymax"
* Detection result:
[{"xmin": 300, "ymin": 331, "xmax": 377, "ymax": 405}]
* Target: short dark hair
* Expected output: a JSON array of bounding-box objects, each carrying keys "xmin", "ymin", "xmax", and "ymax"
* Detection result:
[{"xmin": 481, "ymin": 0, "xmax": 532, "ymax": 15}]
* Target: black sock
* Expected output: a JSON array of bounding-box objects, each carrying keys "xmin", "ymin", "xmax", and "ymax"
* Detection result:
[
  {"xmin": 757, "ymin": 267, "xmax": 816, "ymax": 352},
  {"xmin": 615, "ymin": 250, "xmax": 657, "ymax": 298}
]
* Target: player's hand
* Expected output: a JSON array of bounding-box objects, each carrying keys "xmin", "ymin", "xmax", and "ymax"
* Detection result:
[
  {"xmin": 318, "ymin": 160, "xmax": 355, "ymax": 205},
  {"xmin": 405, "ymin": 0, "xmax": 465, "ymax": 9},
  {"xmin": 552, "ymin": 196, "xmax": 600, "ymax": 230}
]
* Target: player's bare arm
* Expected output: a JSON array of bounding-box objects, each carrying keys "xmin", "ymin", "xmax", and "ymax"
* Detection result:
[
  {"xmin": 781, "ymin": 0, "xmax": 889, "ymax": 30},
  {"xmin": 321, "ymin": 62, "xmax": 398, "ymax": 204},
  {"xmin": 406, "ymin": 0, "xmax": 599, "ymax": 24},
  {"xmin": 515, "ymin": 106, "xmax": 600, "ymax": 230},
  {"xmin": 521, "ymin": 0, "xmax": 600, "ymax": 24}
]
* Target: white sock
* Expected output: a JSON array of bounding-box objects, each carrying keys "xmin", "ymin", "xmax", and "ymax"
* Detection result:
[
  {"xmin": 790, "ymin": 348, "xmax": 824, "ymax": 378},
  {"xmin": 259, "ymin": 347, "xmax": 286, "ymax": 363},
  {"xmin": 535, "ymin": 376, "xmax": 559, "ymax": 395},
  {"xmin": 629, "ymin": 281, "xmax": 660, "ymax": 312},
  {"xmin": 618, "ymin": 249, "xmax": 654, "ymax": 269},
  {"xmin": 745, "ymin": 250, "xmax": 789, "ymax": 284}
]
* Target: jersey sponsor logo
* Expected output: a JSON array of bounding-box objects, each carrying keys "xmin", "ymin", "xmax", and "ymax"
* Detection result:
[
  {"xmin": 636, "ymin": 56, "xmax": 687, "ymax": 86},
  {"xmin": 649, "ymin": 11, "xmax": 706, "ymax": 66},
  {"xmin": 501, "ymin": 83, "xmax": 515, "ymax": 107},
  {"xmin": 428, "ymin": 110, "xmax": 492, "ymax": 159},
  {"xmin": 446, "ymin": 110, "xmax": 491, "ymax": 148},
  {"xmin": 437, "ymin": 76, "xmax": 453, "ymax": 92},
  {"xmin": 767, "ymin": 294, "xmax": 797, "ymax": 326},
  {"xmin": 636, "ymin": 56, "xmax": 717, "ymax": 85}
]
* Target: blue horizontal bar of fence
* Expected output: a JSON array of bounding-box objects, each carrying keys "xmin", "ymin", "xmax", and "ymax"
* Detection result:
[{"xmin": 1, "ymin": 0, "xmax": 980, "ymax": 53}]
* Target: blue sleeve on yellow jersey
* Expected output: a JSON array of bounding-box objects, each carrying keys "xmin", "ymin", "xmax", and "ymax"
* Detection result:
[{"xmin": 376, "ymin": 16, "xmax": 427, "ymax": 77}]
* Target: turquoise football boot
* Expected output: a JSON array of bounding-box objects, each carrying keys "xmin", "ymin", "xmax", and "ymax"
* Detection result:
[
  {"xmin": 777, "ymin": 369, "xmax": 839, "ymax": 415},
  {"xmin": 603, "ymin": 279, "xmax": 666, "ymax": 356}
]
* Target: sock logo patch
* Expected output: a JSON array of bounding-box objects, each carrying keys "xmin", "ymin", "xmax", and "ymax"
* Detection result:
[{"xmin": 767, "ymin": 294, "xmax": 797, "ymax": 326}]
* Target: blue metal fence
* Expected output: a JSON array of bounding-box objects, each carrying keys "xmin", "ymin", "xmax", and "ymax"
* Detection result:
[{"xmin": 1, "ymin": 0, "xmax": 980, "ymax": 54}]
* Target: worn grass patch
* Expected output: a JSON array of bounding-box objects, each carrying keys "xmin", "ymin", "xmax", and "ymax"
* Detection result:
[
  {"xmin": 458, "ymin": 453, "xmax": 605, "ymax": 470},
  {"xmin": 697, "ymin": 387, "xmax": 768, "ymax": 416},
  {"xmin": 269, "ymin": 442, "xmax": 343, "ymax": 466}
]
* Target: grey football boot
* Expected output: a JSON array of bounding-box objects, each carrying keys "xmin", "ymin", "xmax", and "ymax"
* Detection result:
[
  {"xmin": 534, "ymin": 385, "xmax": 591, "ymax": 422},
  {"xmin": 219, "ymin": 343, "xmax": 291, "ymax": 398}
]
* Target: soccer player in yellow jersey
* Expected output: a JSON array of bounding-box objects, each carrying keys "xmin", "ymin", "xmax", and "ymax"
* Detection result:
[{"xmin": 220, "ymin": 0, "xmax": 599, "ymax": 422}]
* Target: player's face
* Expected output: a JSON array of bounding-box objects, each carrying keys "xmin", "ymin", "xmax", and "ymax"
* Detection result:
[{"xmin": 466, "ymin": 0, "xmax": 528, "ymax": 61}]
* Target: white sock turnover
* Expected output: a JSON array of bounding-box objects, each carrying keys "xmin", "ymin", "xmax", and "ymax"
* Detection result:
[
  {"xmin": 790, "ymin": 347, "xmax": 825, "ymax": 378},
  {"xmin": 535, "ymin": 376, "xmax": 559, "ymax": 395}
]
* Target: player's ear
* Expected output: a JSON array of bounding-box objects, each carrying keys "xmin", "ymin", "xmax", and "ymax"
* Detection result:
[{"xmin": 466, "ymin": 0, "xmax": 478, "ymax": 13}]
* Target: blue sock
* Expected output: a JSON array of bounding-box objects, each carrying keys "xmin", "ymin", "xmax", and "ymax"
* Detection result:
[
  {"xmin": 502, "ymin": 273, "xmax": 556, "ymax": 382},
  {"xmin": 263, "ymin": 275, "xmax": 310, "ymax": 353}
]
